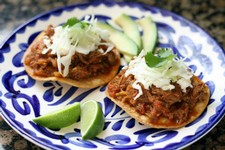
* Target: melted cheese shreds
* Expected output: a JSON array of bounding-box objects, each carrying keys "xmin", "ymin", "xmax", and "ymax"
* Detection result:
[
  {"xmin": 42, "ymin": 15, "xmax": 113, "ymax": 77},
  {"xmin": 125, "ymin": 50, "xmax": 193, "ymax": 100}
]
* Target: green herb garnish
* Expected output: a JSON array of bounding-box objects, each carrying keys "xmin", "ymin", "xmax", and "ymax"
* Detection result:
[
  {"xmin": 145, "ymin": 48, "xmax": 176, "ymax": 68},
  {"xmin": 62, "ymin": 17, "xmax": 81, "ymax": 28},
  {"xmin": 62, "ymin": 17, "xmax": 89, "ymax": 28}
]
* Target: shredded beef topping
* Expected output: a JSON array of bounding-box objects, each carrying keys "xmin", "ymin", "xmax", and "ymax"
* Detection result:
[
  {"xmin": 107, "ymin": 69, "xmax": 206, "ymax": 125},
  {"xmin": 24, "ymin": 25, "xmax": 118, "ymax": 80}
]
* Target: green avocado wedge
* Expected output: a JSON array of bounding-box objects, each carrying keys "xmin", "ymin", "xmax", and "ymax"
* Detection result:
[
  {"xmin": 137, "ymin": 16, "xmax": 157, "ymax": 53},
  {"xmin": 123, "ymin": 54, "xmax": 133, "ymax": 63},
  {"xmin": 95, "ymin": 21, "xmax": 138, "ymax": 57},
  {"xmin": 114, "ymin": 14, "xmax": 142, "ymax": 50}
]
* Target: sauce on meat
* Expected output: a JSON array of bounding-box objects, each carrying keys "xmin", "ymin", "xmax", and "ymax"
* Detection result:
[
  {"xmin": 107, "ymin": 69, "xmax": 206, "ymax": 126},
  {"xmin": 23, "ymin": 25, "xmax": 118, "ymax": 80}
]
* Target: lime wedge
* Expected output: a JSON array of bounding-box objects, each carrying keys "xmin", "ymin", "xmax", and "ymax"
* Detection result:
[
  {"xmin": 33, "ymin": 102, "xmax": 81, "ymax": 129},
  {"xmin": 81, "ymin": 100, "xmax": 105, "ymax": 140}
]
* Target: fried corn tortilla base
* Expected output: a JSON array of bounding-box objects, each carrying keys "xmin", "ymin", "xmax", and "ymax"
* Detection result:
[
  {"xmin": 23, "ymin": 31, "xmax": 121, "ymax": 88},
  {"xmin": 105, "ymin": 78, "xmax": 210, "ymax": 129}
]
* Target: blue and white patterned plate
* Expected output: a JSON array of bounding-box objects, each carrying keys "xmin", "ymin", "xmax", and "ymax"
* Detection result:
[{"xmin": 1, "ymin": 2, "xmax": 225, "ymax": 150}]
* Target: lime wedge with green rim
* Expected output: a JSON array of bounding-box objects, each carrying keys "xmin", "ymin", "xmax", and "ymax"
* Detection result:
[
  {"xmin": 33, "ymin": 102, "xmax": 81, "ymax": 129},
  {"xmin": 81, "ymin": 100, "xmax": 105, "ymax": 140}
]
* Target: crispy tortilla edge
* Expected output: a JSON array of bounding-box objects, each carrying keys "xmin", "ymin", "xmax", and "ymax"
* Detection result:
[
  {"xmin": 22, "ymin": 31, "xmax": 121, "ymax": 88},
  {"xmin": 105, "ymin": 78, "xmax": 210, "ymax": 129}
]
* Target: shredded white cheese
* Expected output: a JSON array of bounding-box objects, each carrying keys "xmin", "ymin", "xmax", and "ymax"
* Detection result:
[
  {"xmin": 42, "ymin": 15, "xmax": 114, "ymax": 77},
  {"xmin": 125, "ymin": 50, "xmax": 194, "ymax": 100}
]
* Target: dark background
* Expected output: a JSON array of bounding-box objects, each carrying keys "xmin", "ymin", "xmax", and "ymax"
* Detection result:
[{"xmin": 0, "ymin": 0, "xmax": 225, "ymax": 149}]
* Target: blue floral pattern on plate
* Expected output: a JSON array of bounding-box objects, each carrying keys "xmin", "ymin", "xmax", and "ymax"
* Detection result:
[{"xmin": 0, "ymin": 1, "xmax": 225, "ymax": 150}]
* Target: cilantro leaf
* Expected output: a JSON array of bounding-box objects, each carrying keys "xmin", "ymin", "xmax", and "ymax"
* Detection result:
[
  {"xmin": 157, "ymin": 48, "xmax": 174, "ymax": 57},
  {"xmin": 145, "ymin": 48, "xmax": 176, "ymax": 68},
  {"xmin": 62, "ymin": 17, "xmax": 81, "ymax": 28}
]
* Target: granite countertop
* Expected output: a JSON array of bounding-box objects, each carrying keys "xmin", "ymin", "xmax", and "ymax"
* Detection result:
[{"xmin": 0, "ymin": 0, "xmax": 225, "ymax": 149}]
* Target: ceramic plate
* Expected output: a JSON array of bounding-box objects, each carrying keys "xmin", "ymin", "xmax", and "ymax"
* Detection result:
[{"xmin": 1, "ymin": 2, "xmax": 225, "ymax": 150}]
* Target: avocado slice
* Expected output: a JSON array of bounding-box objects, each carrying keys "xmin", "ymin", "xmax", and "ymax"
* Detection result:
[
  {"xmin": 137, "ymin": 16, "xmax": 157, "ymax": 53},
  {"xmin": 115, "ymin": 14, "xmax": 142, "ymax": 50},
  {"xmin": 95, "ymin": 22, "xmax": 138, "ymax": 56},
  {"xmin": 123, "ymin": 54, "xmax": 133, "ymax": 63}
]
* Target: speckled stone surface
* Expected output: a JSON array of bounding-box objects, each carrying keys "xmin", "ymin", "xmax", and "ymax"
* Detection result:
[{"xmin": 0, "ymin": 0, "xmax": 225, "ymax": 149}]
